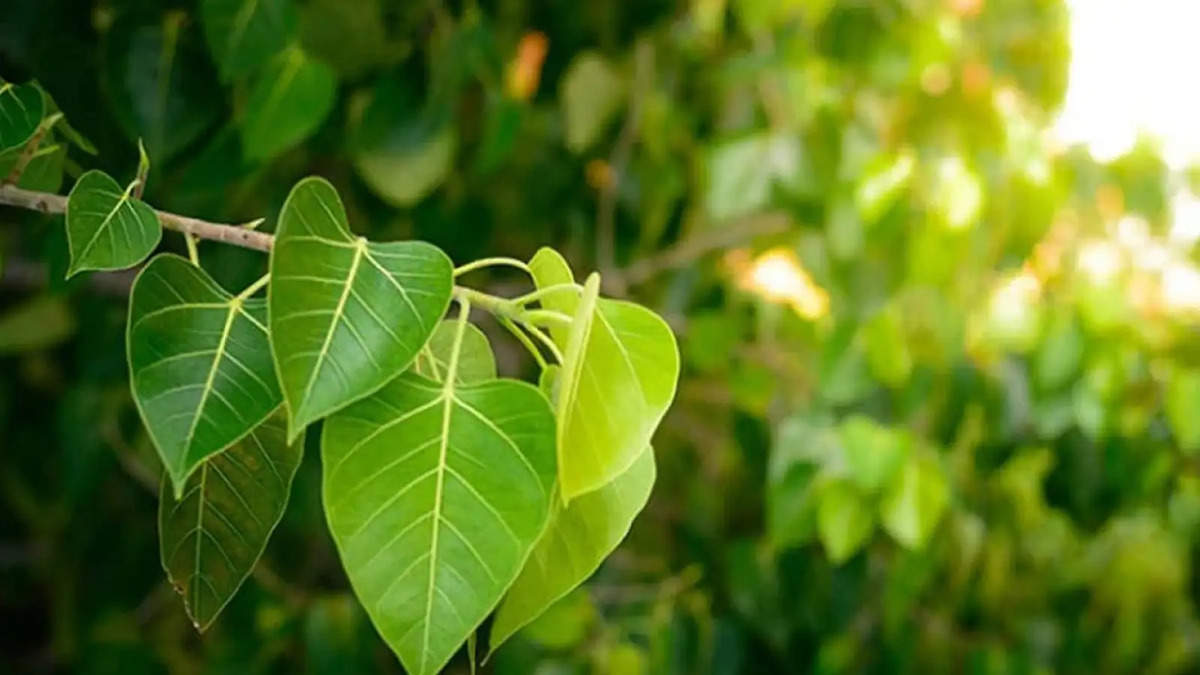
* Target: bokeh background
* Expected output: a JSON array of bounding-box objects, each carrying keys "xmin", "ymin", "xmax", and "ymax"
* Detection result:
[{"xmin": 4, "ymin": 0, "xmax": 1200, "ymax": 673}]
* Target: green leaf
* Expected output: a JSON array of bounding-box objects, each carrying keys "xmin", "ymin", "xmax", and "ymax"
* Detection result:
[
  {"xmin": 839, "ymin": 415, "xmax": 908, "ymax": 494},
  {"xmin": 0, "ymin": 79, "xmax": 45, "ymax": 152},
  {"xmin": 1167, "ymin": 367, "xmax": 1200, "ymax": 454},
  {"xmin": 159, "ymin": 414, "xmax": 303, "ymax": 631},
  {"xmin": 560, "ymin": 52, "xmax": 625, "ymax": 153},
  {"xmin": 129, "ymin": 255, "xmax": 283, "ymax": 496},
  {"xmin": 413, "ymin": 320, "xmax": 496, "ymax": 384},
  {"xmin": 528, "ymin": 248, "xmax": 679, "ymax": 501},
  {"xmin": 0, "ymin": 142, "xmax": 66, "ymax": 192},
  {"xmin": 240, "ymin": 48, "xmax": 337, "ymax": 161},
  {"xmin": 0, "ymin": 295, "xmax": 76, "ymax": 354},
  {"xmin": 65, "ymin": 170, "xmax": 162, "ymax": 277},
  {"xmin": 879, "ymin": 454, "xmax": 949, "ymax": 549},
  {"xmin": 490, "ymin": 447, "xmax": 655, "ymax": 652},
  {"xmin": 103, "ymin": 13, "xmax": 222, "ymax": 161},
  {"xmin": 322, "ymin": 316, "xmax": 556, "ymax": 675},
  {"xmin": 516, "ymin": 588, "xmax": 596, "ymax": 650},
  {"xmin": 705, "ymin": 132, "xmax": 806, "ymax": 221},
  {"xmin": 817, "ymin": 479, "xmax": 874, "ymax": 564},
  {"xmin": 200, "ymin": 0, "xmax": 298, "ymax": 82},
  {"xmin": 352, "ymin": 80, "xmax": 457, "ymax": 207},
  {"xmin": 269, "ymin": 177, "xmax": 453, "ymax": 441}
]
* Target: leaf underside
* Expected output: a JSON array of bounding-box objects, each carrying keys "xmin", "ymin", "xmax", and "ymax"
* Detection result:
[
  {"xmin": 322, "ymin": 370, "xmax": 555, "ymax": 675},
  {"xmin": 268, "ymin": 176, "xmax": 453, "ymax": 441},
  {"xmin": 66, "ymin": 169, "xmax": 162, "ymax": 276},
  {"xmin": 129, "ymin": 254, "xmax": 282, "ymax": 495},
  {"xmin": 159, "ymin": 415, "xmax": 303, "ymax": 631}
]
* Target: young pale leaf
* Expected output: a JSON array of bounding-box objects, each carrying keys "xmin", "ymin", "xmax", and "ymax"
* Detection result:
[
  {"xmin": 159, "ymin": 415, "xmax": 303, "ymax": 631},
  {"xmin": 528, "ymin": 248, "xmax": 680, "ymax": 501},
  {"xmin": 269, "ymin": 177, "xmax": 452, "ymax": 441},
  {"xmin": 200, "ymin": 0, "xmax": 298, "ymax": 82},
  {"xmin": 65, "ymin": 170, "xmax": 162, "ymax": 277},
  {"xmin": 240, "ymin": 48, "xmax": 337, "ymax": 161},
  {"xmin": 129, "ymin": 255, "xmax": 282, "ymax": 496},
  {"xmin": 489, "ymin": 446, "xmax": 655, "ymax": 652},
  {"xmin": 322, "ymin": 367, "xmax": 556, "ymax": 675},
  {"xmin": 413, "ymin": 320, "xmax": 497, "ymax": 384},
  {"xmin": 0, "ymin": 79, "xmax": 45, "ymax": 152}
]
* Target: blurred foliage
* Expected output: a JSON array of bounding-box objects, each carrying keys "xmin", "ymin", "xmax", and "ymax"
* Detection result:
[{"xmin": 4, "ymin": 0, "xmax": 1200, "ymax": 673}]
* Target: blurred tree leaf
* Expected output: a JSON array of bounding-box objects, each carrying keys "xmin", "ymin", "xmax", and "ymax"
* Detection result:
[
  {"xmin": 1167, "ymin": 367, "xmax": 1200, "ymax": 455},
  {"xmin": 200, "ymin": 0, "xmax": 298, "ymax": 82},
  {"xmin": 879, "ymin": 453, "xmax": 949, "ymax": 549},
  {"xmin": 560, "ymin": 52, "xmax": 624, "ymax": 154},
  {"xmin": 518, "ymin": 588, "xmax": 596, "ymax": 651},
  {"xmin": 240, "ymin": 48, "xmax": 336, "ymax": 162},
  {"xmin": 103, "ymin": 12, "xmax": 223, "ymax": 161},
  {"xmin": 352, "ymin": 79, "xmax": 457, "ymax": 207},
  {"xmin": 839, "ymin": 415, "xmax": 909, "ymax": 494},
  {"xmin": 65, "ymin": 169, "xmax": 161, "ymax": 277},
  {"xmin": 128, "ymin": 254, "xmax": 281, "ymax": 496},
  {"xmin": 268, "ymin": 177, "xmax": 452, "ymax": 439},
  {"xmin": 0, "ymin": 294, "xmax": 75, "ymax": 353},
  {"xmin": 159, "ymin": 414, "xmax": 302, "ymax": 631},
  {"xmin": 817, "ymin": 478, "xmax": 874, "ymax": 563},
  {"xmin": 0, "ymin": 141, "xmax": 65, "ymax": 192},
  {"xmin": 705, "ymin": 132, "xmax": 805, "ymax": 221},
  {"xmin": 863, "ymin": 305, "xmax": 912, "ymax": 388}
]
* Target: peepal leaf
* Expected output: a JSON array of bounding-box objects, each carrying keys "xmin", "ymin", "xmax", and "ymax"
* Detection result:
[
  {"xmin": 66, "ymin": 170, "xmax": 162, "ymax": 277},
  {"xmin": 201, "ymin": 0, "xmax": 298, "ymax": 82},
  {"xmin": 528, "ymin": 248, "xmax": 679, "ymax": 500},
  {"xmin": 880, "ymin": 454, "xmax": 949, "ymax": 549},
  {"xmin": 413, "ymin": 321, "xmax": 496, "ymax": 384},
  {"xmin": 129, "ymin": 255, "xmax": 282, "ymax": 495},
  {"xmin": 159, "ymin": 415, "xmax": 303, "ymax": 631},
  {"xmin": 0, "ymin": 79, "xmax": 44, "ymax": 151},
  {"xmin": 322, "ymin": 317, "xmax": 556, "ymax": 675},
  {"xmin": 269, "ymin": 177, "xmax": 452, "ymax": 441},
  {"xmin": 490, "ymin": 447, "xmax": 655, "ymax": 651},
  {"xmin": 241, "ymin": 48, "xmax": 337, "ymax": 161}
]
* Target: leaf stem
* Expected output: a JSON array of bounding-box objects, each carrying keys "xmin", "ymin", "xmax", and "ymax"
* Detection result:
[
  {"xmin": 452, "ymin": 285, "xmax": 516, "ymax": 317},
  {"xmin": 523, "ymin": 323, "xmax": 565, "ymax": 363},
  {"xmin": 236, "ymin": 273, "xmax": 270, "ymax": 300},
  {"xmin": 509, "ymin": 283, "xmax": 581, "ymax": 307},
  {"xmin": 519, "ymin": 309, "xmax": 573, "ymax": 328},
  {"xmin": 498, "ymin": 315, "xmax": 548, "ymax": 369},
  {"xmin": 453, "ymin": 257, "xmax": 531, "ymax": 277},
  {"xmin": 184, "ymin": 233, "xmax": 199, "ymax": 266}
]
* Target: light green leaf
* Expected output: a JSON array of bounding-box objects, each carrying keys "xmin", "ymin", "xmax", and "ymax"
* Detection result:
[
  {"xmin": 159, "ymin": 415, "xmax": 303, "ymax": 631},
  {"xmin": 0, "ymin": 79, "xmax": 44, "ymax": 152},
  {"xmin": 136, "ymin": 138, "xmax": 151, "ymax": 187},
  {"xmin": 200, "ymin": 0, "xmax": 298, "ymax": 82},
  {"xmin": 240, "ymin": 48, "xmax": 337, "ymax": 161},
  {"xmin": 0, "ymin": 295, "xmax": 76, "ymax": 354},
  {"xmin": 560, "ymin": 52, "xmax": 625, "ymax": 153},
  {"xmin": 129, "ymin": 255, "xmax": 283, "ymax": 496},
  {"xmin": 65, "ymin": 169, "xmax": 162, "ymax": 277},
  {"xmin": 269, "ymin": 177, "xmax": 453, "ymax": 441},
  {"xmin": 817, "ymin": 479, "xmax": 874, "ymax": 564},
  {"xmin": 413, "ymin": 320, "xmax": 496, "ymax": 384},
  {"xmin": 490, "ymin": 447, "xmax": 655, "ymax": 652},
  {"xmin": 352, "ymin": 80, "xmax": 457, "ymax": 207},
  {"xmin": 516, "ymin": 588, "xmax": 596, "ymax": 650},
  {"xmin": 705, "ymin": 132, "xmax": 805, "ymax": 221},
  {"xmin": 839, "ymin": 415, "xmax": 908, "ymax": 494},
  {"xmin": 1168, "ymin": 368, "xmax": 1200, "ymax": 454},
  {"xmin": 879, "ymin": 454, "xmax": 949, "ymax": 549},
  {"xmin": 322, "ymin": 315, "xmax": 556, "ymax": 675},
  {"xmin": 528, "ymin": 248, "xmax": 679, "ymax": 501}
]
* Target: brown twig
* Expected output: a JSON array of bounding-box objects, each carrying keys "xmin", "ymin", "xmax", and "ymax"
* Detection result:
[{"xmin": 0, "ymin": 183, "xmax": 274, "ymax": 252}]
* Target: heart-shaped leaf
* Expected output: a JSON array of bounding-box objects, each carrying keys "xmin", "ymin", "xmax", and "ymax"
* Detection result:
[
  {"xmin": 269, "ymin": 177, "xmax": 453, "ymax": 441},
  {"xmin": 322, "ymin": 314, "xmax": 555, "ymax": 675},
  {"xmin": 413, "ymin": 320, "xmax": 496, "ymax": 384},
  {"xmin": 129, "ymin": 254, "xmax": 281, "ymax": 495},
  {"xmin": 200, "ymin": 0, "xmax": 298, "ymax": 82},
  {"xmin": 66, "ymin": 169, "xmax": 162, "ymax": 277},
  {"xmin": 528, "ymin": 248, "xmax": 679, "ymax": 500},
  {"xmin": 159, "ymin": 414, "xmax": 303, "ymax": 631},
  {"xmin": 490, "ymin": 446, "xmax": 655, "ymax": 652},
  {"xmin": 240, "ymin": 48, "xmax": 337, "ymax": 161},
  {"xmin": 0, "ymin": 79, "xmax": 45, "ymax": 152}
]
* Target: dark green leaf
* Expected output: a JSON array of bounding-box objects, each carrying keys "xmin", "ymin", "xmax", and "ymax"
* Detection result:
[
  {"xmin": 65, "ymin": 170, "xmax": 161, "ymax": 277},
  {"xmin": 200, "ymin": 0, "xmax": 298, "ymax": 82},
  {"xmin": 240, "ymin": 48, "xmax": 337, "ymax": 161},
  {"xmin": 0, "ymin": 78, "xmax": 44, "ymax": 152}
]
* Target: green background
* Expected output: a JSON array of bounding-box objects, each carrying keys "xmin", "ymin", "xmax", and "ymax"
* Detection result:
[{"xmin": 2, "ymin": 0, "xmax": 1198, "ymax": 673}]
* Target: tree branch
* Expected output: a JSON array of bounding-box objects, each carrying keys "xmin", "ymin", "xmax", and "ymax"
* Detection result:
[{"xmin": 0, "ymin": 183, "xmax": 275, "ymax": 252}]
